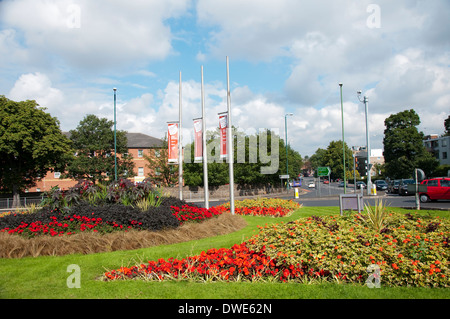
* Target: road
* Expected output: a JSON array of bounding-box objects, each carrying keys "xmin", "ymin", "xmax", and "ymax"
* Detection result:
[{"xmin": 191, "ymin": 179, "xmax": 450, "ymax": 211}]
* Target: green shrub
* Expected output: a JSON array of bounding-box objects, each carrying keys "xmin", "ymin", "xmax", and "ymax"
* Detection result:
[{"xmin": 246, "ymin": 211, "xmax": 449, "ymax": 287}]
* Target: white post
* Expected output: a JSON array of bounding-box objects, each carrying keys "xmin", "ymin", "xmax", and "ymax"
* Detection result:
[
  {"xmin": 226, "ymin": 57, "xmax": 235, "ymax": 215},
  {"xmin": 179, "ymin": 71, "xmax": 183, "ymax": 200},
  {"xmin": 201, "ymin": 66, "xmax": 209, "ymax": 209}
]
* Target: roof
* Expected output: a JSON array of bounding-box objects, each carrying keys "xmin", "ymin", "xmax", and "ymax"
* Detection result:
[
  {"xmin": 126, "ymin": 133, "xmax": 163, "ymax": 148},
  {"xmin": 63, "ymin": 132, "xmax": 164, "ymax": 149}
]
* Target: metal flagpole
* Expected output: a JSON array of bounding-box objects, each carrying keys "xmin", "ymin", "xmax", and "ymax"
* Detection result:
[
  {"xmin": 179, "ymin": 71, "xmax": 183, "ymax": 200},
  {"xmin": 226, "ymin": 56, "xmax": 235, "ymax": 215},
  {"xmin": 201, "ymin": 66, "xmax": 209, "ymax": 209}
]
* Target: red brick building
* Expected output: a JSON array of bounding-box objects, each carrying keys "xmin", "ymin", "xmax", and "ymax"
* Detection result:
[{"xmin": 27, "ymin": 132, "xmax": 164, "ymax": 192}]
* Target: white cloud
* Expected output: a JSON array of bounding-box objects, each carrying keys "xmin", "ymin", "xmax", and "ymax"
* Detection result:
[
  {"xmin": 0, "ymin": 0, "xmax": 190, "ymax": 71},
  {"xmin": 9, "ymin": 72, "xmax": 64, "ymax": 110}
]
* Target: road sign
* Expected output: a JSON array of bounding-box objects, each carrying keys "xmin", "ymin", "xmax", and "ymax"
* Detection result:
[
  {"xmin": 317, "ymin": 167, "xmax": 331, "ymax": 177},
  {"xmin": 279, "ymin": 175, "xmax": 289, "ymax": 179}
]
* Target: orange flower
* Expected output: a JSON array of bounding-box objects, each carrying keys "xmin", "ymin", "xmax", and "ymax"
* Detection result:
[
  {"xmin": 392, "ymin": 263, "xmax": 399, "ymax": 270},
  {"xmin": 337, "ymin": 255, "xmax": 342, "ymax": 259}
]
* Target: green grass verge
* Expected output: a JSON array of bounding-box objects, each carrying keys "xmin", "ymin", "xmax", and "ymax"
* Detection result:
[{"xmin": 0, "ymin": 206, "xmax": 449, "ymax": 299}]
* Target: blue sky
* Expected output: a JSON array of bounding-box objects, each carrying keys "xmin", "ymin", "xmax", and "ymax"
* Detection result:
[{"xmin": 1, "ymin": 0, "xmax": 449, "ymax": 157}]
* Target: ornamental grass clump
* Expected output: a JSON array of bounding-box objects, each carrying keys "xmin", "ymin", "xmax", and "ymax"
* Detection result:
[{"xmin": 362, "ymin": 199, "xmax": 389, "ymax": 233}]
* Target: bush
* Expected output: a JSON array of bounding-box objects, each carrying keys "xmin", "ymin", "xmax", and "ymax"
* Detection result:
[
  {"xmin": 0, "ymin": 196, "xmax": 216, "ymax": 237},
  {"xmin": 217, "ymin": 198, "xmax": 301, "ymax": 217},
  {"xmin": 103, "ymin": 210, "xmax": 449, "ymax": 288},
  {"xmin": 246, "ymin": 211, "xmax": 449, "ymax": 287}
]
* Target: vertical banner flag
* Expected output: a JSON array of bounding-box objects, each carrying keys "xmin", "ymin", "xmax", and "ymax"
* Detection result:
[
  {"xmin": 193, "ymin": 118, "xmax": 203, "ymax": 162},
  {"xmin": 168, "ymin": 122, "xmax": 179, "ymax": 164},
  {"xmin": 219, "ymin": 112, "xmax": 228, "ymax": 160}
]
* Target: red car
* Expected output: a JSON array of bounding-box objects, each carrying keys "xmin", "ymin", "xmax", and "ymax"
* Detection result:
[{"xmin": 419, "ymin": 178, "xmax": 450, "ymax": 203}]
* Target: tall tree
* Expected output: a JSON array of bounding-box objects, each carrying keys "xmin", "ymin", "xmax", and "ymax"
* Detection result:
[
  {"xmin": 183, "ymin": 128, "xmax": 302, "ymax": 187},
  {"xmin": 383, "ymin": 109, "xmax": 438, "ymax": 178},
  {"xmin": 144, "ymin": 137, "xmax": 178, "ymax": 186},
  {"xmin": 444, "ymin": 114, "xmax": 450, "ymax": 136},
  {"xmin": 65, "ymin": 114, "xmax": 135, "ymax": 184},
  {"xmin": 0, "ymin": 96, "xmax": 73, "ymax": 207},
  {"xmin": 322, "ymin": 140, "xmax": 353, "ymax": 180}
]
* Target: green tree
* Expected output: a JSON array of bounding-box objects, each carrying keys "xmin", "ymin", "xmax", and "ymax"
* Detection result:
[
  {"xmin": 183, "ymin": 128, "xmax": 302, "ymax": 187},
  {"xmin": 322, "ymin": 140, "xmax": 353, "ymax": 180},
  {"xmin": 309, "ymin": 148, "xmax": 327, "ymax": 171},
  {"xmin": 0, "ymin": 96, "xmax": 73, "ymax": 207},
  {"xmin": 444, "ymin": 115, "xmax": 450, "ymax": 136},
  {"xmin": 383, "ymin": 109, "xmax": 438, "ymax": 179},
  {"xmin": 144, "ymin": 137, "xmax": 178, "ymax": 186},
  {"xmin": 65, "ymin": 114, "xmax": 135, "ymax": 184}
]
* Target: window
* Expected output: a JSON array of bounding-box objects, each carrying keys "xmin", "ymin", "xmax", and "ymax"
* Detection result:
[
  {"xmin": 54, "ymin": 172, "xmax": 61, "ymax": 178},
  {"xmin": 155, "ymin": 167, "xmax": 161, "ymax": 176},
  {"xmin": 441, "ymin": 179, "xmax": 450, "ymax": 187},
  {"xmin": 442, "ymin": 152, "xmax": 447, "ymax": 160},
  {"xmin": 155, "ymin": 150, "xmax": 160, "ymax": 157},
  {"xmin": 428, "ymin": 180, "xmax": 438, "ymax": 187},
  {"xmin": 138, "ymin": 167, "xmax": 144, "ymax": 176},
  {"xmin": 138, "ymin": 150, "xmax": 143, "ymax": 157}
]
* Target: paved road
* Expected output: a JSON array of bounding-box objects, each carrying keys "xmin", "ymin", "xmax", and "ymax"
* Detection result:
[{"xmin": 191, "ymin": 180, "xmax": 450, "ymax": 211}]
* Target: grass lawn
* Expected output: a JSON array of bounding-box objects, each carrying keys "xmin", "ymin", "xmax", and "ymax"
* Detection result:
[{"xmin": 0, "ymin": 205, "xmax": 449, "ymax": 300}]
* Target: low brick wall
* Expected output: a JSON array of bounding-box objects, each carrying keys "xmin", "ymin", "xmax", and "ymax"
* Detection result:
[{"xmin": 162, "ymin": 184, "xmax": 286, "ymax": 200}]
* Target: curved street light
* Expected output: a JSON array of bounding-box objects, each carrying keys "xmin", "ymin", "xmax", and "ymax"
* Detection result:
[
  {"xmin": 339, "ymin": 83, "xmax": 346, "ymax": 194},
  {"xmin": 357, "ymin": 90, "xmax": 371, "ymax": 196},
  {"xmin": 113, "ymin": 88, "xmax": 117, "ymax": 182},
  {"xmin": 285, "ymin": 113, "xmax": 293, "ymax": 190}
]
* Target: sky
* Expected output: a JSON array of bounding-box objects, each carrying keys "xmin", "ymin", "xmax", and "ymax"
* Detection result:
[{"xmin": 0, "ymin": 0, "xmax": 449, "ymax": 157}]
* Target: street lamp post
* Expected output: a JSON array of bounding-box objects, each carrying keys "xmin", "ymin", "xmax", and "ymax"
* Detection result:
[
  {"xmin": 357, "ymin": 91, "xmax": 371, "ymax": 196},
  {"xmin": 285, "ymin": 113, "xmax": 293, "ymax": 190},
  {"xmin": 113, "ymin": 88, "xmax": 117, "ymax": 182},
  {"xmin": 339, "ymin": 83, "xmax": 346, "ymax": 194}
]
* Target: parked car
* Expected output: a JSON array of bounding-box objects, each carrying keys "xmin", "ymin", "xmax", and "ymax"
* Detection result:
[
  {"xmin": 419, "ymin": 178, "xmax": 450, "ymax": 202},
  {"xmin": 356, "ymin": 181, "xmax": 366, "ymax": 189},
  {"xmin": 398, "ymin": 179, "xmax": 415, "ymax": 196},
  {"xmin": 338, "ymin": 181, "xmax": 347, "ymax": 187},
  {"xmin": 374, "ymin": 180, "xmax": 388, "ymax": 191},
  {"xmin": 323, "ymin": 180, "xmax": 329, "ymax": 184},
  {"xmin": 308, "ymin": 182, "xmax": 315, "ymax": 188},
  {"xmin": 388, "ymin": 179, "xmax": 401, "ymax": 194}
]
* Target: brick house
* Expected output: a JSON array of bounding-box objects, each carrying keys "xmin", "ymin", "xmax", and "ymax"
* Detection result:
[{"xmin": 28, "ymin": 132, "xmax": 164, "ymax": 192}]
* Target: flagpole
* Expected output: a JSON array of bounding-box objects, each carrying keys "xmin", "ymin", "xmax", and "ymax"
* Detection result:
[
  {"xmin": 201, "ymin": 66, "xmax": 209, "ymax": 209},
  {"xmin": 179, "ymin": 71, "xmax": 183, "ymax": 200},
  {"xmin": 226, "ymin": 56, "xmax": 235, "ymax": 215}
]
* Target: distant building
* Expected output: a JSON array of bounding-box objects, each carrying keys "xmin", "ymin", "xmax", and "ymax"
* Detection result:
[
  {"xmin": 353, "ymin": 147, "xmax": 385, "ymax": 177},
  {"xmin": 424, "ymin": 134, "xmax": 450, "ymax": 166},
  {"xmin": 27, "ymin": 132, "xmax": 164, "ymax": 192}
]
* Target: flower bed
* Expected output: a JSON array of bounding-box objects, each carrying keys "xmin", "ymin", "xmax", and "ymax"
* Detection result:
[
  {"xmin": 217, "ymin": 198, "xmax": 301, "ymax": 217},
  {"xmin": 0, "ymin": 201, "xmax": 223, "ymax": 238},
  {"xmin": 103, "ymin": 211, "xmax": 450, "ymax": 287}
]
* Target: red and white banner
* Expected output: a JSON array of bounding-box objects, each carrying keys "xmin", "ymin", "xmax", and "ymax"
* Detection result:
[
  {"xmin": 168, "ymin": 122, "xmax": 179, "ymax": 164},
  {"xmin": 193, "ymin": 118, "xmax": 203, "ymax": 162},
  {"xmin": 219, "ymin": 113, "xmax": 228, "ymax": 160}
]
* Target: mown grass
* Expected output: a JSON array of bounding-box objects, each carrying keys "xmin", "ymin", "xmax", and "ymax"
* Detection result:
[{"xmin": 0, "ymin": 205, "xmax": 449, "ymax": 299}]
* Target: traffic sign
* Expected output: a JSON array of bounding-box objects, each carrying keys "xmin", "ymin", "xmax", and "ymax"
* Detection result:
[{"xmin": 317, "ymin": 167, "xmax": 331, "ymax": 177}]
